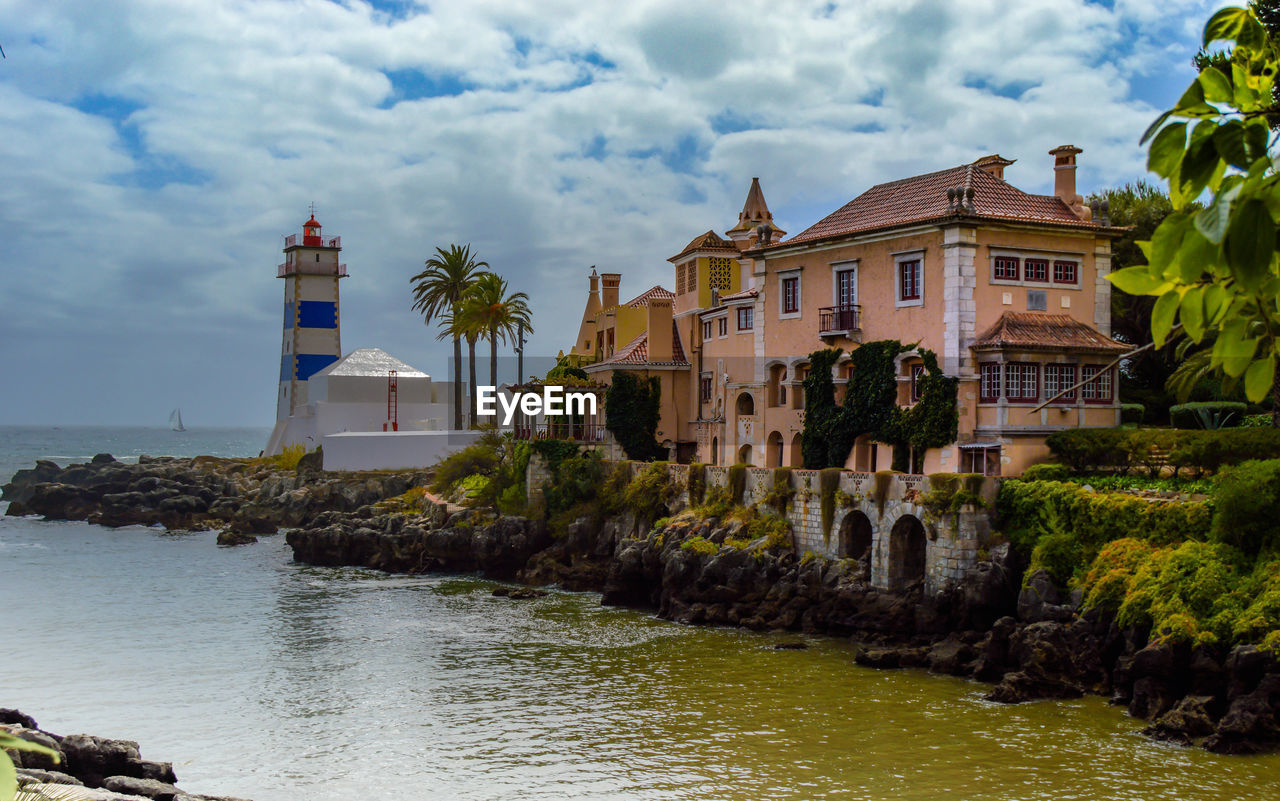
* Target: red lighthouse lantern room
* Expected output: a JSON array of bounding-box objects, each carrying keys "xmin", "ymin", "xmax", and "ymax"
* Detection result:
[{"xmin": 302, "ymin": 215, "xmax": 322, "ymax": 246}]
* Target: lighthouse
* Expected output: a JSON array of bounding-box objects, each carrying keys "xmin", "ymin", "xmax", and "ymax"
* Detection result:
[{"xmin": 275, "ymin": 212, "xmax": 346, "ymax": 422}]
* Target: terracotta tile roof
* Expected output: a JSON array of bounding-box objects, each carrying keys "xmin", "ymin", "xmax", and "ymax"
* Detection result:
[
  {"xmin": 782, "ymin": 161, "xmax": 1096, "ymax": 246},
  {"xmin": 718, "ymin": 288, "xmax": 758, "ymax": 302},
  {"xmin": 624, "ymin": 285, "xmax": 675, "ymax": 308},
  {"xmin": 970, "ymin": 312, "xmax": 1128, "ymax": 353},
  {"xmin": 594, "ymin": 322, "xmax": 689, "ymax": 367},
  {"xmin": 669, "ymin": 229, "xmax": 739, "ymax": 261}
]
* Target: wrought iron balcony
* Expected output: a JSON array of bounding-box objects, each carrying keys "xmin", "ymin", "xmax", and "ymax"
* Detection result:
[{"xmin": 818, "ymin": 304, "xmax": 861, "ymax": 337}]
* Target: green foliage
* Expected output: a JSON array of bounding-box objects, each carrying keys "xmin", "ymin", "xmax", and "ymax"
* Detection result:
[
  {"xmin": 1114, "ymin": 5, "xmax": 1280, "ymax": 408},
  {"xmin": 456, "ymin": 474, "xmax": 489, "ymax": 499},
  {"xmin": 889, "ymin": 349, "xmax": 960, "ymax": 465},
  {"xmin": 1242, "ymin": 412, "xmax": 1275, "ymax": 427},
  {"xmin": 410, "ymin": 243, "xmax": 488, "ymax": 430},
  {"xmin": 922, "ymin": 472, "xmax": 987, "ymax": 515},
  {"xmin": 1081, "ymin": 538, "xmax": 1160, "ymax": 613},
  {"xmin": 727, "ymin": 463, "xmax": 748, "ymax": 504},
  {"xmin": 1046, "ymin": 426, "xmax": 1280, "ymax": 475},
  {"xmin": 530, "ymin": 438, "xmax": 580, "ymax": 466},
  {"xmin": 764, "ymin": 467, "xmax": 794, "ymax": 513},
  {"xmin": 695, "ymin": 486, "xmax": 734, "ymax": 519},
  {"xmin": 605, "ymin": 372, "xmax": 667, "ymax": 461},
  {"xmin": 253, "ymin": 443, "xmax": 307, "ymax": 471},
  {"xmin": 801, "ymin": 348, "xmax": 844, "ymax": 468},
  {"xmin": 686, "ymin": 463, "xmax": 708, "ymax": 505},
  {"xmin": 545, "ymin": 362, "xmax": 589, "ymax": 384},
  {"xmin": 1021, "ymin": 463, "xmax": 1072, "ymax": 482},
  {"xmin": 1, "ymin": 730, "xmax": 61, "ymax": 801},
  {"xmin": 681, "ymin": 535, "xmax": 719, "ymax": 555},
  {"xmin": 1212, "ymin": 459, "xmax": 1280, "ymax": 554},
  {"xmin": 1116, "ymin": 541, "xmax": 1250, "ymax": 646},
  {"xmin": 542, "ymin": 449, "xmax": 608, "ymax": 520},
  {"xmin": 430, "ymin": 430, "xmax": 504, "ymax": 495},
  {"xmin": 873, "ymin": 470, "xmax": 896, "ymax": 514},
  {"xmin": 1065, "ymin": 474, "xmax": 1215, "ymax": 496},
  {"xmin": 728, "ymin": 504, "xmax": 795, "ymax": 550},
  {"xmin": 819, "ymin": 467, "xmax": 842, "ymax": 539},
  {"xmin": 998, "ymin": 479, "xmax": 1213, "ymax": 583},
  {"xmin": 622, "ymin": 462, "xmax": 678, "ymax": 521},
  {"xmin": 1121, "ymin": 403, "xmax": 1146, "ymax": 425},
  {"xmin": 1170, "ymin": 401, "xmax": 1248, "ymax": 428}
]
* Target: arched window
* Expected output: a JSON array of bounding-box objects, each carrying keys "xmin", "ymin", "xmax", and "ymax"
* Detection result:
[{"xmin": 736, "ymin": 392, "xmax": 755, "ymax": 416}]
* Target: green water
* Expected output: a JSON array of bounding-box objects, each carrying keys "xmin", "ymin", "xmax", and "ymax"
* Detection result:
[{"xmin": 2, "ymin": 525, "xmax": 1278, "ymax": 800}]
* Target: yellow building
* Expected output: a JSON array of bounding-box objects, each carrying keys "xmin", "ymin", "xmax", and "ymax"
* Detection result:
[{"xmin": 570, "ymin": 147, "xmax": 1128, "ymax": 475}]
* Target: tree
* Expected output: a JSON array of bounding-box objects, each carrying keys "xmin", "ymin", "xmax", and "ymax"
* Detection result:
[
  {"xmin": 458, "ymin": 272, "xmax": 534, "ymax": 391},
  {"xmin": 1089, "ymin": 182, "xmax": 1182, "ymax": 418},
  {"xmin": 604, "ymin": 372, "xmax": 666, "ymax": 461},
  {"xmin": 441, "ymin": 306, "xmax": 483, "ymax": 428},
  {"xmin": 410, "ymin": 244, "xmax": 487, "ymax": 430},
  {"xmin": 1111, "ymin": 6, "xmax": 1280, "ymax": 426}
]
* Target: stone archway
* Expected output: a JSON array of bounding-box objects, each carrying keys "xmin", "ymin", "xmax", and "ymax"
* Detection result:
[
  {"xmin": 767, "ymin": 431, "xmax": 784, "ymax": 467},
  {"xmin": 887, "ymin": 514, "xmax": 927, "ymax": 592},
  {"xmin": 737, "ymin": 443, "xmax": 752, "ymax": 464},
  {"xmin": 838, "ymin": 510, "xmax": 873, "ymax": 581},
  {"xmin": 789, "ymin": 432, "xmax": 804, "ymax": 467}
]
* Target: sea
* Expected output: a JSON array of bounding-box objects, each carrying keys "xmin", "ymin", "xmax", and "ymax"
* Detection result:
[{"xmin": 2, "ymin": 425, "xmax": 1279, "ymax": 801}]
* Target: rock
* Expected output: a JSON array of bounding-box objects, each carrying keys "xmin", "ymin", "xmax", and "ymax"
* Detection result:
[
  {"xmin": 772, "ymin": 642, "xmax": 808, "ymax": 650},
  {"xmin": 60, "ymin": 734, "xmax": 143, "ymax": 787},
  {"xmin": 854, "ymin": 645, "xmax": 927, "ymax": 669},
  {"xmin": 927, "ymin": 635, "xmax": 975, "ymax": 676},
  {"xmin": 16, "ymin": 768, "xmax": 84, "ymax": 786},
  {"xmin": 986, "ymin": 670, "xmax": 1084, "ymax": 703},
  {"xmin": 295, "ymin": 449, "xmax": 323, "ymax": 475},
  {"xmin": 91, "ymin": 453, "xmax": 117, "ymax": 464},
  {"xmin": 103, "ymin": 775, "xmax": 183, "ymax": 800},
  {"xmin": 985, "ymin": 621, "xmax": 1085, "ymax": 702},
  {"xmin": 0, "ymin": 708, "xmax": 39, "ymax": 729},
  {"xmin": 1016, "ymin": 570, "xmax": 1074, "ymax": 623},
  {"xmin": 492, "ymin": 587, "xmax": 547, "ymax": 599},
  {"xmin": 216, "ymin": 530, "xmax": 257, "ymax": 547},
  {"xmin": 2, "ymin": 725, "xmax": 62, "ymax": 770},
  {"xmin": 1204, "ymin": 674, "xmax": 1280, "ymax": 754},
  {"xmin": 1144, "ymin": 695, "xmax": 1218, "ymax": 744},
  {"xmin": 971, "ymin": 616, "xmax": 1017, "ymax": 682}
]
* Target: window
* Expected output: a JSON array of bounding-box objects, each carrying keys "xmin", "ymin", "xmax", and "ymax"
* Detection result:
[
  {"xmin": 898, "ymin": 259, "xmax": 921, "ymax": 301},
  {"xmin": 910, "ymin": 364, "xmax": 925, "ymax": 402},
  {"xmin": 1005, "ymin": 362, "xmax": 1039, "ymax": 402},
  {"xmin": 709, "ymin": 257, "xmax": 733, "ymax": 291},
  {"xmin": 700, "ymin": 373, "xmax": 713, "ymax": 403},
  {"xmin": 994, "ymin": 256, "xmax": 1020, "ymax": 281},
  {"xmin": 782, "ymin": 276, "xmax": 799, "ymax": 314},
  {"xmin": 1081, "ymin": 365, "xmax": 1114, "ymax": 403},
  {"xmin": 685, "ymin": 262, "xmax": 697, "ymax": 293},
  {"xmin": 1024, "ymin": 258, "xmax": 1048, "ymax": 282},
  {"xmin": 963, "ymin": 446, "xmax": 1002, "ymax": 476},
  {"xmin": 737, "ymin": 307, "xmax": 753, "ymax": 331},
  {"xmin": 717, "ymin": 317, "xmax": 728, "ymax": 337},
  {"xmin": 980, "ymin": 363, "xmax": 1001, "ymax": 402},
  {"xmin": 702, "ymin": 320, "xmax": 712, "ymax": 340},
  {"xmin": 835, "ymin": 268, "xmax": 857, "ymax": 307},
  {"xmin": 1044, "ymin": 364, "xmax": 1077, "ymax": 402},
  {"xmin": 1054, "ymin": 260, "xmax": 1078, "ymax": 284}
]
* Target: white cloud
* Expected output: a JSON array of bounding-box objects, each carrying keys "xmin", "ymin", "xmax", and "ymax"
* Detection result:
[{"xmin": 0, "ymin": 0, "xmax": 1220, "ymax": 425}]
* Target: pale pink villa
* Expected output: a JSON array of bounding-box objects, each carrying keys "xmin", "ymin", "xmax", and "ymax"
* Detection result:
[{"xmin": 569, "ymin": 147, "xmax": 1128, "ymax": 475}]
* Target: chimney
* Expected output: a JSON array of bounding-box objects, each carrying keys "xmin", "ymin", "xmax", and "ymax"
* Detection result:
[
  {"xmin": 1049, "ymin": 145, "xmax": 1089, "ymax": 219},
  {"xmin": 600, "ymin": 272, "xmax": 621, "ymax": 309},
  {"xmin": 973, "ymin": 154, "xmax": 1014, "ymax": 181},
  {"xmin": 647, "ymin": 298, "xmax": 673, "ymax": 362}
]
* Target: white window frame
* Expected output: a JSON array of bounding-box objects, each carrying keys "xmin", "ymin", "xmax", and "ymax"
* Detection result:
[
  {"xmin": 736, "ymin": 306, "xmax": 754, "ymax": 332},
  {"xmin": 778, "ymin": 267, "xmax": 803, "ymax": 320},
  {"xmin": 830, "ymin": 260, "xmax": 859, "ymax": 308},
  {"xmin": 990, "ymin": 248, "xmax": 1083, "ymax": 290},
  {"xmin": 894, "ymin": 251, "xmax": 925, "ymax": 308}
]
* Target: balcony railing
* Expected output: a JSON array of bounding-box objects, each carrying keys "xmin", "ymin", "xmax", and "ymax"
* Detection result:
[
  {"xmin": 278, "ymin": 262, "xmax": 348, "ymax": 278},
  {"xmin": 818, "ymin": 304, "xmax": 861, "ymax": 336},
  {"xmin": 512, "ymin": 421, "xmax": 607, "ymax": 443},
  {"xmin": 284, "ymin": 233, "xmax": 342, "ymax": 249}
]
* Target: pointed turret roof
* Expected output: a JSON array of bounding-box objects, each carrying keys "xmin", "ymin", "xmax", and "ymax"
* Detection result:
[{"xmin": 728, "ymin": 177, "xmax": 784, "ymax": 235}]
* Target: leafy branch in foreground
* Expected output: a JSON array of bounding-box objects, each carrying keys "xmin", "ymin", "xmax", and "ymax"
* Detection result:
[{"xmin": 1110, "ymin": 6, "xmax": 1280, "ymax": 422}]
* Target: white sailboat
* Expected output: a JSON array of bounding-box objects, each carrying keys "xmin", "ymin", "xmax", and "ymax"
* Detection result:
[{"xmin": 169, "ymin": 408, "xmax": 187, "ymax": 432}]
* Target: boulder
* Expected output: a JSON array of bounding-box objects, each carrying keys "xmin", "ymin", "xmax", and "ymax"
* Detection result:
[
  {"xmin": 1016, "ymin": 570, "xmax": 1074, "ymax": 623},
  {"xmin": 103, "ymin": 775, "xmax": 183, "ymax": 801},
  {"xmin": 1144, "ymin": 695, "xmax": 1218, "ymax": 745},
  {"xmin": 16, "ymin": 768, "xmax": 84, "ymax": 786},
  {"xmin": 216, "ymin": 530, "xmax": 258, "ymax": 547}
]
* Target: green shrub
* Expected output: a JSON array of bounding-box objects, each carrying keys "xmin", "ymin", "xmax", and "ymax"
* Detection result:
[
  {"xmin": 1020, "ymin": 463, "xmax": 1071, "ymax": 482},
  {"xmin": 1121, "ymin": 403, "xmax": 1145, "ymax": 425},
  {"xmin": 687, "ymin": 463, "xmax": 707, "ymax": 505},
  {"xmin": 819, "ymin": 467, "xmax": 842, "ymax": 539},
  {"xmin": 695, "ymin": 486, "xmax": 734, "ymax": 519},
  {"xmin": 1116, "ymin": 541, "xmax": 1249, "ymax": 646},
  {"xmin": 763, "ymin": 467, "xmax": 794, "ymax": 513},
  {"xmin": 1047, "ymin": 428, "xmax": 1280, "ymax": 475},
  {"xmin": 1233, "ymin": 559, "xmax": 1280, "ymax": 644},
  {"xmin": 430, "ymin": 430, "xmax": 504, "ymax": 494},
  {"xmin": 681, "ymin": 535, "xmax": 719, "ymax": 555},
  {"xmin": 543, "ymin": 450, "xmax": 608, "ymax": 517},
  {"xmin": 456, "ymin": 474, "xmax": 489, "ymax": 499},
  {"xmin": 1170, "ymin": 402, "xmax": 1248, "ymax": 430},
  {"xmin": 1212, "ymin": 460, "xmax": 1280, "ymax": 556},
  {"xmin": 1080, "ymin": 538, "xmax": 1158, "ymax": 613},
  {"xmin": 728, "ymin": 463, "xmax": 747, "ymax": 504},
  {"xmin": 997, "ymin": 479, "xmax": 1212, "ymax": 582},
  {"xmin": 623, "ymin": 462, "xmax": 678, "ymax": 521},
  {"xmin": 1241, "ymin": 413, "xmax": 1275, "ymax": 428}
]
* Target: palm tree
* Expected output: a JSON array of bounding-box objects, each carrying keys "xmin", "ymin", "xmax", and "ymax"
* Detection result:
[
  {"xmin": 458, "ymin": 273, "xmax": 534, "ymax": 390},
  {"xmin": 440, "ymin": 307, "xmax": 484, "ymax": 428},
  {"xmin": 410, "ymin": 244, "xmax": 487, "ymax": 430}
]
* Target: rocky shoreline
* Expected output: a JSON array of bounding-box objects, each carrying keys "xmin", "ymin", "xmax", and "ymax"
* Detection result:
[
  {"xmin": 6, "ymin": 455, "xmax": 1280, "ymax": 756},
  {"xmin": 1, "ymin": 708, "xmax": 248, "ymax": 801}
]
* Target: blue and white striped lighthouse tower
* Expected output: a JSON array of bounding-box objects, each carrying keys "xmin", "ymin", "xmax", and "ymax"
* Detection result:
[{"xmin": 276, "ymin": 213, "xmax": 346, "ymax": 422}]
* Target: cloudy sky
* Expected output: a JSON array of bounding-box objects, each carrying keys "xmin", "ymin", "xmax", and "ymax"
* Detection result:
[{"xmin": 0, "ymin": 0, "xmax": 1224, "ymax": 426}]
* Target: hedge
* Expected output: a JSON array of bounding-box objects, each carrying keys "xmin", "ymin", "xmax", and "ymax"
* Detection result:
[
  {"xmin": 998, "ymin": 479, "xmax": 1213, "ymax": 585},
  {"xmin": 1169, "ymin": 401, "xmax": 1248, "ymax": 430},
  {"xmin": 1212, "ymin": 460, "xmax": 1280, "ymax": 556},
  {"xmin": 1121, "ymin": 403, "xmax": 1145, "ymax": 425},
  {"xmin": 1045, "ymin": 427, "xmax": 1280, "ymax": 476}
]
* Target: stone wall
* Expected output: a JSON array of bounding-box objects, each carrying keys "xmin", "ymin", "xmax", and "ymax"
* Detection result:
[{"xmin": 526, "ymin": 456, "xmax": 1000, "ymax": 596}]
